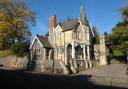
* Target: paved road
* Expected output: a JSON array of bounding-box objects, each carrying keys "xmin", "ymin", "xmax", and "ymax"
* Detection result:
[
  {"xmin": 76, "ymin": 63, "xmax": 128, "ymax": 88},
  {"xmin": 0, "ymin": 63, "xmax": 128, "ymax": 89}
]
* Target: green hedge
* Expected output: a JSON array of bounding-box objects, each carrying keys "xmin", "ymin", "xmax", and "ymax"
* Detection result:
[{"xmin": 11, "ymin": 42, "xmax": 30, "ymax": 57}]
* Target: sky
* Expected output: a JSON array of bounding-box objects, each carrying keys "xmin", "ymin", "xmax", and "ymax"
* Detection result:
[{"xmin": 26, "ymin": 0, "xmax": 127, "ymax": 40}]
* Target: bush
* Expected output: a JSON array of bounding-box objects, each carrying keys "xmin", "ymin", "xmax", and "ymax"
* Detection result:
[{"xmin": 11, "ymin": 42, "xmax": 30, "ymax": 57}]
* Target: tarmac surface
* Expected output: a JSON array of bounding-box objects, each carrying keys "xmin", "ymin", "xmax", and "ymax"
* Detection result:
[
  {"xmin": 0, "ymin": 63, "xmax": 128, "ymax": 89},
  {"xmin": 75, "ymin": 63, "xmax": 128, "ymax": 88}
]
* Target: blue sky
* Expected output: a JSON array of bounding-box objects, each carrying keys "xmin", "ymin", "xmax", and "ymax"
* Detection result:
[{"xmin": 26, "ymin": 0, "xmax": 127, "ymax": 40}]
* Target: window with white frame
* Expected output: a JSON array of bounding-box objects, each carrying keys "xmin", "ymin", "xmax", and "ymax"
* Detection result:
[
  {"xmin": 87, "ymin": 32, "xmax": 89, "ymax": 40},
  {"xmin": 60, "ymin": 47, "xmax": 64, "ymax": 54},
  {"xmin": 57, "ymin": 47, "xmax": 64, "ymax": 54},
  {"xmin": 85, "ymin": 32, "xmax": 88, "ymax": 40},
  {"xmin": 36, "ymin": 49, "xmax": 41, "ymax": 54},
  {"xmin": 76, "ymin": 31, "xmax": 80, "ymax": 39},
  {"xmin": 55, "ymin": 31, "xmax": 60, "ymax": 39},
  {"xmin": 85, "ymin": 31, "xmax": 89, "ymax": 41}
]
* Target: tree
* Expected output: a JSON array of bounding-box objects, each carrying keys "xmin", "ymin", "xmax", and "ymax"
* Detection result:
[
  {"xmin": 11, "ymin": 41, "xmax": 30, "ymax": 57},
  {"xmin": 111, "ymin": 3, "xmax": 128, "ymax": 58},
  {"xmin": 104, "ymin": 32, "xmax": 111, "ymax": 44},
  {"xmin": 0, "ymin": 0, "xmax": 35, "ymax": 50},
  {"xmin": 92, "ymin": 27, "xmax": 100, "ymax": 44}
]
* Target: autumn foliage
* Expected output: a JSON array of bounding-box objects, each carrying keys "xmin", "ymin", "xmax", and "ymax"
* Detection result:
[{"xmin": 0, "ymin": 0, "xmax": 35, "ymax": 50}]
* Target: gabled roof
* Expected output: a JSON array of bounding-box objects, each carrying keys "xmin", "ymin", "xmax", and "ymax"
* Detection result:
[
  {"xmin": 88, "ymin": 23, "xmax": 95, "ymax": 37},
  {"xmin": 59, "ymin": 6, "xmax": 89, "ymax": 32},
  {"xmin": 56, "ymin": 18, "xmax": 94, "ymax": 37},
  {"xmin": 30, "ymin": 35, "xmax": 52, "ymax": 49},
  {"xmin": 62, "ymin": 19, "xmax": 78, "ymax": 32},
  {"xmin": 37, "ymin": 35, "xmax": 52, "ymax": 48}
]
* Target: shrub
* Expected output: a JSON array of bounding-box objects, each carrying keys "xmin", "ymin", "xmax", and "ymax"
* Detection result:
[{"xmin": 11, "ymin": 42, "xmax": 30, "ymax": 57}]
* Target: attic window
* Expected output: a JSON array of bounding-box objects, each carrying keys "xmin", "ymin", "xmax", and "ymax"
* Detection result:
[
  {"xmin": 55, "ymin": 31, "xmax": 60, "ymax": 39},
  {"xmin": 76, "ymin": 32, "xmax": 80, "ymax": 40}
]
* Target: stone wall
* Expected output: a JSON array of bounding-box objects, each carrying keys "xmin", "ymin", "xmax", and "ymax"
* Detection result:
[
  {"xmin": 93, "ymin": 35, "xmax": 109, "ymax": 66},
  {"xmin": 32, "ymin": 60, "xmax": 69, "ymax": 75},
  {"xmin": 99, "ymin": 35, "xmax": 108, "ymax": 66},
  {"xmin": 0, "ymin": 56, "xmax": 28, "ymax": 69}
]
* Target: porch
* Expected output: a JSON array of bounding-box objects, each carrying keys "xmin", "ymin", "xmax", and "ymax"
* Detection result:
[{"xmin": 65, "ymin": 41, "xmax": 93, "ymax": 73}]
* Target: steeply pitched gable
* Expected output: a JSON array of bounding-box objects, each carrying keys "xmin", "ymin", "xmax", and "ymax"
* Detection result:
[
  {"xmin": 37, "ymin": 35, "xmax": 52, "ymax": 48},
  {"xmin": 79, "ymin": 6, "xmax": 88, "ymax": 25},
  {"xmin": 30, "ymin": 35, "xmax": 52, "ymax": 49}
]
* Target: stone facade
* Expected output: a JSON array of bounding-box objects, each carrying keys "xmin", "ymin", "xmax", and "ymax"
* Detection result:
[
  {"xmin": 32, "ymin": 60, "xmax": 69, "ymax": 75},
  {"xmin": 30, "ymin": 38, "xmax": 44, "ymax": 61}
]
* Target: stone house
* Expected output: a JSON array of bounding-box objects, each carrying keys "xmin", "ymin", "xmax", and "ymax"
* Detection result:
[
  {"xmin": 30, "ymin": 35, "xmax": 53, "ymax": 60},
  {"xmin": 30, "ymin": 6, "xmax": 108, "ymax": 74},
  {"xmin": 29, "ymin": 35, "xmax": 54, "ymax": 71}
]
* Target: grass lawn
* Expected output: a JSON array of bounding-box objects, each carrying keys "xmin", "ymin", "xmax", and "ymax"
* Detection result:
[
  {"xmin": 113, "ymin": 49, "xmax": 123, "ymax": 57},
  {"xmin": 112, "ymin": 49, "xmax": 126, "ymax": 63},
  {"xmin": 0, "ymin": 50, "xmax": 13, "ymax": 58}
]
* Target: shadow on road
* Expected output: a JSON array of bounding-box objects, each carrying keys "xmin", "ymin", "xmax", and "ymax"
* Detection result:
[{"xmin": 0, "ymin": 68, "xmax": 127, "ymax": 89}]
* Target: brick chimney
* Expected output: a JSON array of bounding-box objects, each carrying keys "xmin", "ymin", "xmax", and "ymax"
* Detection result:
[
  {"xmin": 49, "ymin": 15, "xmax": 57, "ymax": 46},
  {"xmin": 49, "ymin": 15, "xmax": 57, "ymax": 30}
]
